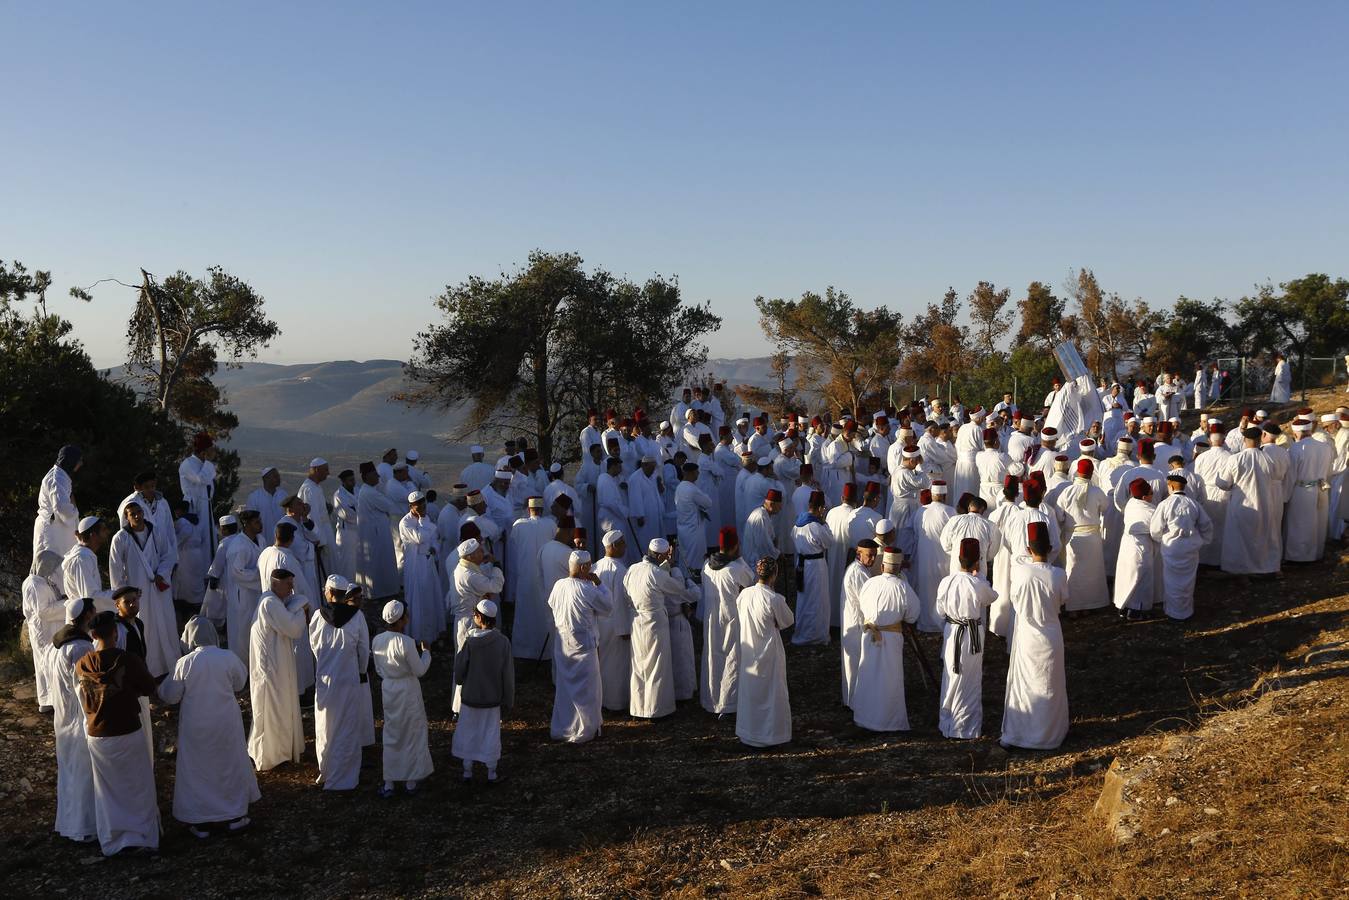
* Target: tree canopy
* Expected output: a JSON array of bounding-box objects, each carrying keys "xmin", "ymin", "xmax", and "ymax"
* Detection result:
[{"xmin": 406, "ymin": 251, "xmax": 721, "ymax": 461}]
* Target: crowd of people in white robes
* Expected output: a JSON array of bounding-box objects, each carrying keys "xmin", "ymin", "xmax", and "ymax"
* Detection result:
[{"xmin": 21, "ymin": 356, "xmax": 1348, "ymax": 855}]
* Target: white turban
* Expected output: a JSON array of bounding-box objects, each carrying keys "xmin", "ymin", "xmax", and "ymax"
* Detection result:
[
  {"xmin": 874, "ymin": 519, "xmax": 894, "ymax": 537},
  {"xmin": 309, "ymin": 457, "xmax": 327, "ymax": 468},
  {"xmin": 602, "ymin": 530, "xmax": 624, "ymax": 548},
  {"xmin": 406, "ymin": 450, "xmax": 420, "ymax": 461},
  {"xmin": 407, "ymin": 490, "xmax": 427, "ymax": 503},
  {"xmin": 569, "ymin": 549, "xmax": 591, "ymax": 569},
  {"xmin": 756, "ymin": 457, "xmax": 771, "ymax": 467},
  {"xmin": 778, "ymin": 438, "xmax": 793, "ymax": 452},
  {"xmin": 381, "ymin": 600, "xmax": 405, "ymax": 624},
  {"xmin": 470, "ymin": 444, "xmax": 485, "ymax": 454},
  {"xmin": 77, "ymin": 515, "xmax": 100, "ymax": 534},
  {"xmin": 64, "ymin": 596, "xmax": 89, "ymax": 622},
  {"xmin": 458, "ymin": 538, "xmax": 481, "ymax": 557},
  {"xmin": 476, "ymin": 599, "xmax": 498, "ymax": 618},
  {"xmin": 648, "ymin": 537, "xmax": 671, "ymax": 555},
  {"xmin": 325, "ymin": 574, "xmax": 350, "ymax": 593},
  {"xmin": 218, "ymin": 514, "xmax": 238, "ymax": 528}
]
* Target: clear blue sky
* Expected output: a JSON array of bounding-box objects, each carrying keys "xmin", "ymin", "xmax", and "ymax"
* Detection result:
[{"xmin": 4, "ymin": 2, "xmax": 1346, "ymax": 367}]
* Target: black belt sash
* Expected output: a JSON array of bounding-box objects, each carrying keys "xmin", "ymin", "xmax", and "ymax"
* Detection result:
[
  {"xmin": 944, "ymin": 614, "xmax": 983, "ymax": 675},
  {"xmin": 799, "ymin": 552, "xmax": 825, "ymax": 561}
]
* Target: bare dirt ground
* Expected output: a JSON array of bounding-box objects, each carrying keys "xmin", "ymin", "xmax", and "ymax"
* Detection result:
[{"xmin": 2, "ymin": 397, "xmax": 1347, "ymax": 898}]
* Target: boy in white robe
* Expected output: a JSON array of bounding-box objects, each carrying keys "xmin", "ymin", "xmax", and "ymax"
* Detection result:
[
  {"xmin": 852, "ymin": 547, "xmax": 921, "ymax": 732},
  {"xmin": 1000, "ymin": 522, "xmax": 1070, "ymax": 750},
  {"xmin": 373, "ymin": 601, "xmax": 433, "ymax": 796},
  {"xmin": 700, "ymin": 526, "xmax": 755, "ymax": 715},
  {"xmin": 547, "ymin": 551, "xmax": 612, "ymax": 743},
  {"xmin": 1148, "ymin": 474, "xmax": 1214, "ymax": 620},
  {"xmin": 1114, "ymin": 478, "xmax": 1161, "ymax": 620},
  {"xmin": 22, "ymin": 550, "xmax": 65, "ymax": 712},
  {"xmin": 790, "ymin": 490, "xmax": 834, "ymax": 645},
  {"xmin": 741, "ymin": 489, "xmax": 782, "ymax": 570},
  {"xmin": 51, "ymin": 598, "xmax": 97, "ymax": 843},
  {"xmin": 935, "ymin": 539, "xmax": 997, "ymax": 739},
  {"xmin": 158, "ymin": 616, "xmax": 258, "ymax": 835},
  {"xmin": 248, "ymin": 570, "xmax": 310, "ymax": 771},
  {"xmin": 309, "ymin": 584, "xmax": 365, "ymax": 791},
  {"xmin": 109, "ymin": 500, "xmax": 180, "ymax": 678},
  {"xmin": 76, "ymin": 611, "xmax": 160, "ymax": 857},
  {"xmin": 331, "ymin": 469, "xmax": 360, "ymax": 583},
  {"xmin": 735, "ymin": 557, "xmax": 794, "ymax": 748},
  {"xmin": 453, "ymin": 600, "xmax": 514, "ymax": 782},
  {"xmin": 63, "ymin": 516, "xmax": 113, "ymax": 613},
  {"xmin": 623, "ymin": 538, "xmax": 689, "ymax": 718},
  {"xmin": 399, "ymin": 491, "xmax": 445, "ymax": 644},
  {"xmin": 840, "ymin": 538, "xmax": 878, "ymax": 706}
]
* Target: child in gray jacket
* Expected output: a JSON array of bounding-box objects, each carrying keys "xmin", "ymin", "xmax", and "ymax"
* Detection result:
[{"xmin": 452, "ymin": 599, "xmax": 514, "ymax": 782}]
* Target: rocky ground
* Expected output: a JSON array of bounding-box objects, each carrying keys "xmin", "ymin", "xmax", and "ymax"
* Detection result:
[{"xmin": 2, "ymin": 395, "xmax": 1347, "ymax": 897}]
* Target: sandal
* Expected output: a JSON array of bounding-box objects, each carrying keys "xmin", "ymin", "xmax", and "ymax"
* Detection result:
[{"xmin": 377, "ymin": 785, "xmax": 395, "ymax": 799}]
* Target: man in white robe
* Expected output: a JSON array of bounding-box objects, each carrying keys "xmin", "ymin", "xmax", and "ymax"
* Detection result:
[
  {"xmin": 460, "ymin": 445, "xmax": 496, "ymax": 493},
  {"xmin": 23, "ymin": 551, "xmax": 66, "ymax": 711},
  {"xmin": 309, "ymin": 587, "xmax": 364, "ymax": 790},
  {"xmin": 399, "ymin": 491, "xmax": 445, "ymax": 644},
  {"xmin": 1269, "ymin": 352, "xmax": 1292, "ymax": 403},
  {"xmin": 158, "ymin": 616, "xmax": 258, "ymax": 833},
  {"xmin": 624, "ymin": 538, "xmax": 690, "ymax": 718},
  {"xmin": 825, "ymin": 483, "xmax": 860, "ymax": 627},
  {"xmin": 1055, "ymin": 458, "xmax": 1110, "ymax": 613},
  {"xmin": 33, "ymin": 444, "xmax": 82, "ymax": 560},
  {"xmin": 63, "ymin": 517, "xmax": 113, "ymax": 613},
  {"xmin": 1216, "ymin": 428, "xmax": 1282, "ymax": 575},
  {"xmin": 975, "ymin": 428, "xmax": 1013, "ymax": 510},
  {"xmin": 938, "ymin": 495, "xmax": 1000, "ymax": 580},
  {"xmin": 1000, "ymin": 523, "xmax": 1070, "ymax": 750},
  {"xmin": 596, "ymin": 457, "xmax": 637, "ymax": 564},
  {"xmin": 506, "ymin": 498, "xmax": 557, "ymax": 656},
  {"xmin": 953, "ymin": 411, "xmax": 985, "ymax": 502},
  {"xmin": 741, "ymin": 489, "xmax": 782, "ymax": 570},
  {"xmin": 51, "ymin": 598, "xmax": 97, "ymax": 844},
  {"xmin": 593, "ymin": 532, "xmax": 633, "ymax": 712},
  {"xmin": 245, "ymin": 466, "xmax": 286, "ymax": 542},
  {"xmin": 908, "ymin": 485, "xmax": 953, "ymax": 633},
  {"xmin": 674, "ymin": 461, "xmax": 714, "ymax": 583},
  {"xmin": 547, "ymin": 551, "xmax": 613, "ymax": 743},
  {"xmin": 77, "ymin": 611, "xmax": 161, "ymax": 857},
  {"xmin": 331, "ymin": 469, "xmax": 360, "ymax": 583},
  {"xmin": 790, "ymin": 490, "xmax": 834, "ymax": 645},
  {"xmin": 1114, "ymin": 479, "xmax": 1161, "ymax": 618},
  {"xmin": 257, "ymin": 522, "xmax": 315, "ymax": 693},
  {"xmin": 248, "ymin": 571, "xmax": 310, "ymax": 771},
  {"xmin": 840, "ymin": 539, "xmax": 877, "ymax": 707},
  {"xmin": 735, "ymin": 557, "xmax": 794, "ymax": 748},
  {"xmin": 888, "ymin": 445, "xmax": 930, "ymax": 536},
  {"xmin": 1149, "ymin": 473, "xmax": 1214, "ymax": 620},
  {"xmin": 179, "ymin": 432, "xmax": 219, "ymax": 589},
  {"xmin": 356, "ymin": 461, "xmax": 404, "ymax": 599},
  {"xmin": 700, "ymin": 526, "xmax": 755, "ymax": 715},
  {"xmin": 450, "ymin": 537, "xmax": 504, "ymax": 713},
  {"xmin": 297, "ymin": 458, "xmax": 334, "ymax": 581},
  {"xmin": 535, "ymin": 517, "xmax": 577, "ymax": 663},
  {"xmin": 220, "ymin": 512, "xmax": 263, "ymax": 667},
  {"xmin": 852, "ymin": 548, "xmax": 921, "ymax": 732},
  {"xmin": 936, "ymin": 539, "xmax": 997, "ymax": 738},
  {"xmin": 1192, "ymin": 425, "xmax": 1231, "ymax": 567},
  {"xmin": 373, "ymin": 600, "xmax": 433, "ymax": 796},
  {"xmin": 109, "ymin": 500, "xmax": 180, "ymax": 678},
  {"xmin": 1284, "ymin": 418, "xmax": 1335, "ymax": 561}
]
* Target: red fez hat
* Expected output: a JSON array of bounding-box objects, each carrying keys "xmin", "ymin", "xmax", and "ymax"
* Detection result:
[
  {"xmin": 842, "ymin": 483, "xmax": 859, "ymax": 501},
  {"xmin": 1012, "ymin": 410, "xmax": 1023, "ymax": 420},
  {"xmin": 1124, "ymin": 411, "xmax": 1135, "ymax": 420},
  {"xmin": 765, "ymin": 489, "xmax": 783, "ymax": 502},
  {"xmin": 1209, "ymin": 421, "xmax": 1223, "ymax": 432},
  {"xmin": 843, "ymin": 419, "xmax": 858, "ymax": 432},
  {"xmin": 1003, "ymin": 474, "xmax": 1021, "ymax": 489},
  {"xmin": 809, "ymin": 489, "xmax": 825, "ymax": 506},
  {"xmin": 983, "ymin": 428, "xmax": 999, "ymax": 442},
  {"xmin": 1041, "ymin": 427, "xmax": 1058, "ymax": 438},
  {"xmin": 957, "ymin": 491, "xmax": 975, "ymax": 509},
  {"xmin": 605, "ymin": 408, "xmax": 617, "ymax": 420},
  {"xmin": 1023, "ymin": 481, "xmax": 1044, "ymax": 503},
  {"xmin": 876, "ymin": 416, "xmax": 889, "ymax": 426},
  {"xmin": 1076, "ymin": 458, "xmax": 1095, "ymax": 478},
  {"xmin": 523, "ymin": 447, "xmax": 540, "ymax": 461},
  {"xmin": 800, "ymin": 463, "xmax": 814, "ymax": 476},
  {"xmin": 1028, "ymin": 470, "xmax": 1047, "ymax": 489},
  {"xmin": 719, "ymin": 425, "xmax": 731, "ymax": 436},
  {"xmin": 620, "ymin": 418, "xmax": 632, "ymax": 429},
  {"xmin": 718, "ymin": 525, "xmax": 738, "ymax": 550},
  {"xmin": 863, "ymin": 481, "xmax": 881, "ymax": 497},
  {"xmin": 1027, "ymin": 521, "xmax": 1049, "ymax": 544},
  {"xmin": 1129, "ymin": 477, "xmax": 1149, "ymax": 499},
  {"xmin": 459, "ymin": 520, "xmax": 481, "ymax": 540},
  {"xmin": 192, "ymin": 432, "xmax": 213, "ymax": 452},
  {"xmin": 753, "ymin": 416, "xmax": 765, "ymax": 426},
  {"xmin": 810, "ymin": 415, "xmax": 822, "ymax": 427},
  {"xmin": 573, "ymin": 526, "xmax": 586, "ymax": 540},
  {"xmin": 587, "ymin": 408, "xmax": 598, "ymax": 417},
  {"xmin": 959, "ymin": 537, "xmax": 981, "ymax": 560},
  {"xmin": 919, "ymin": 489, "xmax": 933, "ymax": 505},
  {"xmin": 1140, "ymin": 438, "xmax": 1155, "ymax": 452}
]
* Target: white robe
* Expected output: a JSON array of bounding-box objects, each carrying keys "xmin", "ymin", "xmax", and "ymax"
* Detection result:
[
  {"xmin": 52, "ymin": 634, "xmax": 97, "ymax": 840},
  {"xmin": 953, "ymin": 422, "xmax": 983, "ymax": 502},
  {"xmin": 629, "ymin": 469, "xmax": 667, "ymax": 556},
  {"xmin": 248, "ymin": 592, "xmax": 307, "ymax": 771},
  {"xmin": 505, "ymin": 516, "xmax": 557, "ymax": 653},
  {"xmin": 245, "ymin": 486, "xmax": 286, "ymax": 544},
  {"xmin": 309, "ymin": 611, "xmax": 364, "ymax": 790},
  {"xmin": 675, "ymin": 480, "xmax": 713, "ymax": 577},
  {"xmin": 735, "ymin": 584, "xmax": 794, "ymax": 747},
  {"xmin": 1054, "ymin": 479, "xmax": 1110, "ymax": 611},
  {"xmin": 1000, "ymin": 562, "xmax": 1070, "ymax": 750},
  {"xmin": 790, "ymin": 517, "xmax": 834, "ymax": 645},
  {"xmin": 87, "ymin": 728, "xmax": 159, "ymax": 856},
  {"xmin": 1270, "ymin": 359, "xmax": 1292, "ymax": 403},
  {"xmin": 741, "ymin": 506, "xmax": 778, "ymax": 569},
  {"xmin": 373, "ymin": 631, "xmax": 433, "ymax": 783},
  {"xmin": 825, "ymin": 503, "xmax": 857, "ymax": 627},
  {"xmin": 356, "ymin": 483, "xmax": 403, "ymax": 599},
  {"xmin": 1284, "ymin": 437, "xmax": 1335, "ymax": 562},
  {"xmin": 852, "ymin": 573, "xmax": 921, "ymax": 731},
  {"xmin": 623, "ymin": 559, "xmax": 683, "ymax": 718},
  {"xmin": 297, "ymin": 477, "xmax": 335, "ymax": 576},
  {"xmin": 257, "ymin": 544, "xmax": 315, "ymax": 693},
  {"xmin": 158, "ymin": 645, "xmax": 258, "ymax": 823},
  {"xmin": 400, "ymin": 512, "xmax": 445, "ymax": 643},
  {"xmin": 109, "ymin": 525, "xmax": 180, "ymax": 678},
  {"xmin": 547, "ymin": 577, "xmax": 612, "ymax": 743},
  {"xmin": 1192, "ymin": 446, "xmax": 1232, "ymax": 566},
  {"xmin": 331, "ymin": 486, "xmax": 359, "ymax": 583},
  {"xmin": 62, "ymin": 545, "xmax": 112, "ymax": 613},
  {"xmin": 1149, "ymin": 492, "xmax": 1214, "ymax": 620},
  {"xmin": 1114, "ymin": 498, "xmax": 1160, "ymax": 611},
  {"xmin": 451, "ymin": 559, "xmax": 504, "ymax": 713},
  {"xmin": 22, "ymin": 573, "xmax": 64, "ymax": 708},
  {"xmin": 935, "ymin": 572, "xmax": 996, "ymax": 738},
  {"xmin": 592, "ymin": 556, "xmax": 633, "ymax": 711},
  {"xmin": 1215, "ymin": 448, "xmax": 1281, "ymax": 575},
  {"xmin": 699, "ymin": 554, "xmax": 755, "ymax": 714},
  {"xmin": 938, "ymin": 512, "xmax": 1000, "ymax": 579},
  {"xmin": 910, "ymin": 503, "xmax": 953, "ymax": 632},
  {"xmin": 840, "ymin": 560, "xmax": 871, "ymax": 706},
  {"xmin": 596, "ymin": 472, "xmax": 636, "ymax": 564},
  {"xmin": 178, "ymin": 454, "xmax": 218, "ymax": 582},
  {"xmin": 222, "ymin": 533, "xmax": 261, "ymax": 669},
  {"xmin": 33, "ymin": 464, "xmax": 79, "ymax": 560}
]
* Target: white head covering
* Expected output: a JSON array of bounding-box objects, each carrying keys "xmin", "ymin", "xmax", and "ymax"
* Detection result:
[
  {"xmin": 549, "ymin": 462, "xmax": 563, "ymax": 474},
  {"xmin": 180, "ymin": 615, "xmax": 219, "ymax": 651},
  {"xmin": 470, "ymin": 444, "xmax": 485, "ymax": 455},
  {"xmin": 778, "ymin": 438, "xmax": 793, "ymax": 452},
  {"xmin": 648, "ymin": 537, "xmax": 671, "ymax": 555},
  {"xmin": 457, "ymin": 538, "xmax": 481, "ymax": 557},
  {"xmin": 874, "ymin": 519, "xmax": 895, "ymax": 537},
  {"xmin": 381, "ymin": 600, "xmax": 405, "ymax": 624},
  {"xmin": 569, "ymin": 549, "xmax": 591, "ymax": 569},
  {"xmin": 407, "ymin": 490, "xmax": 427, "ymax": 503},
  {"xmin": 218, "ymin": 514, "xmax": 238, "ymax": 528},
  {"xmin": 406, "ymin": 450, "xmax": 420, "ymax": 461},
  {"xmin": 261, "ymin": 466, "xmax": 277, "ymax": 477},
  {"xmin": 1321, "ymin": 413, "xmax": 1337, "ymax": 423},
  {"xmin": 309, "ymin": 457, "xmax": 327, "ymax": 468},
  {"xmin": 64, "ymin": 596, "xmax": 89, "ymax": 622},
  {"xmin": 493, "ymin": 469, "xmax": 512, "ymax": 480},
  {"xmin": 77, "ymin": 515, "xmax": 100, "ymax": 534},
  {"xmin": 756, "ymin": 456, "xmax": 772, "ymax": 467},
  {"xmin": 325, "ymin": 574, "xmax": 350, "ymax": 593},
  {"xmin": 476, "ymin": 598, "xmax": 498, "ymax": 618},
  {"xmin": 602, "ymin": 529, "xmax": 624, "ymax": 548}
]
